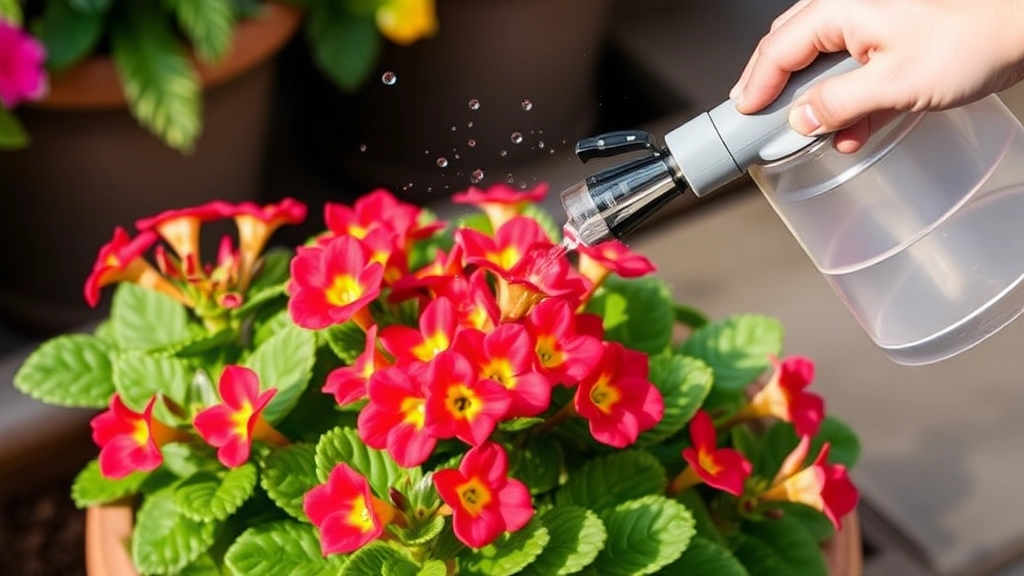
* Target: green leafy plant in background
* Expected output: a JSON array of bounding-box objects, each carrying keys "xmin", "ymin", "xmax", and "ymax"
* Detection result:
[{"xmin": 14, "ymin": 184, "xmax": 862, "ymax": 575}]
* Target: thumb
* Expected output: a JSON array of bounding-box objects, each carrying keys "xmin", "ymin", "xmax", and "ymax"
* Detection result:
[{"xmin": 789, "ymin": 64, "xmax": 901, "ymax": 136}]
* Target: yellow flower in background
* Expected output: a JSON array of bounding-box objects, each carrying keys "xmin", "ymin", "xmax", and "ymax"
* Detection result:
[{"xmin": 376, "ymin": 0, "xmax": 438, "ymax": 45}]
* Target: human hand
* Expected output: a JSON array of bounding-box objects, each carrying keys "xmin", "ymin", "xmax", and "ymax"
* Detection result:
[{"xmin": 730, "ymin": 0, "xmax": 1024, "ymax": 152}]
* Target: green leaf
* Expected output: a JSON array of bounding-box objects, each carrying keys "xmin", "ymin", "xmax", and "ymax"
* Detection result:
[
  {"xmin": 71, "ymin": 460, "xmax": 148, "ymax": 508},
  {"xmin": 168, "ymin": 327, "xmax": 238, "ymax": 357},
  {"xmin": 261, "ymin": 443, "xmax": 320, "ymax": 522},
  {"xmin": 0, "ymin": 0, "xmax": 22, "ymax": 25},
  {"xmin": 322, "ymin": 320, "xmax": 367, "ymax": 364},
  {"xmin": 305, "ymin": 2, "xmax": 381, "ymax": 91},
  {"xmin": 341, "ymin": 541, "xmax": 419, "ymax": 576},
  {"xmin": 225, "ymin": 520, "xmax": 346, "ymax": 575},
  {"xmin": 679, "ymin": 314, "xmax": 784, "ymax": 391},
  {"xmin": 520, "ymin": 506, "xmax": 606, "ymax": 576},
  {"xmin": 733, "ymin": 515, "xmax": 828, "ymax": 576},
  {"xmin": 110, "ymin": 1, "xmax": 201, "ymax": 151},
  {"xmin": 458, "ymin": 518, "xmax": 550, "ymax": 576},
  {"xmin": 254, "ymin": 308, "xmax": 292, "ymax": 348},
  {"xmin": 555, "ymin": 450, "xmax": 667, "ymax": 514},
  {"xmin": 164, "ymin": 0, "xmax": 236, "ymax": 63},
  {"xmin": 178, "ymin": 553, "xmax": 222, "ymax": 576},
  {"xmin": 67, "ymin": 0, "xmax": 112, "ymax": 13},
  {"xmin": 498, "ymin": 417, "xmax": 544, "ymax": 432},
  {"xmin": 585, "ymin": 276, "xmax": 675, "ymax": 355},
  {"xmin": 637, "ymin": 355, "xmax": 713, "ymax": 445},
  {"xmin": 658, "ymin": 537, "xmax": 750, "ymax": 575},
  {"xmin": 394, "ymin": 515, "xmax": 446, "ymax": 547},
  {"xmin": 112, "ymin": 351, "xmax": 190, "ymax": 417},
  {"xmin": 14, "ymin": 334, "xmax": 114, "ymax": 408},
  {"xmin": 417, "ymin": 560, "xmax": 448, "ymax": 576},
  {"xmin": 132, "ymin": 491, "xmax": 217, "ymax": 574},
  {"xmin": 34, "ymin": 0, "xmax": 104, "ymax": 71},
  {"xmin": 675, "ymin": 488, "xmax": 726, "ymax": 545},
  {"xmin": 774, "ymin": 502, "xmax": 835, "ymax": 543},
  {"xmin": 596, "ymin": 495, "xmax": 695, "ymax": 576},
  {"xmin": 0, "ymin": 107, "xmax": 28, "ymax": 150},
  {"xmin": 161, "ymin": 442, "xmax": 220, "ymax": 478},
  {"xmin": 509, "ymin": 436, "xmax": 563, "ymax": 495},
  {"xmin": 175, "ymin": 464, "xmax": 257, "ymax": 521},
  {"xmin": 315, "ymin": 427, "xmax": 406, "ymax": 498},
  {"xmin": 673, "ymin": 303, "xmax": 708, "ymax": 330},
  {"xmin": 521, "ymin": 203, "xmax": 562, "ymax": 243},
  {"xmin": 110, "ymin": 283, "xmax": 192, "ymax": 351},
  {"xmin": 247, "ymin": 248, "xmax": 294, "ymax": 294},
  {"xmin": 244, "ymin": 322, "xmax": 317, "ymax": 423}
]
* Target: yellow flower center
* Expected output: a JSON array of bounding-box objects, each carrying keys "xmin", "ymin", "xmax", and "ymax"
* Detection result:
[
  {"xmin": 347, "ymin": 494, "xmax": 376, "ymax": 533},
  {"xmin": 536, "ymin": 336, "xmax": 564, "ymax": 368},
  {"xmin": 233, "ymin": 401, "xmax": 254, "ymax": 439},
  {"xmin": 483, "ymin": 359, "xmax": 514, "ymax": 388},
  {"xmin": 413, "ymin": 331, "xmax": 449, "ymax": 361},
  {"xmin": 401, "ymin": 397, "xmax": 426, "ymax": 429},
  {"xmin": 326, "ymin": 274, "xmax": 362, "ymax": 306},
  {"xmin": 698, "ymin": 450, "xmax": 723, "ymax": 475},
  {"xmin": 589, "ymin": 374, "xmax": 620, "ymax": 414},
  {"xmin": 456, "ymin": 477, "xmax": 493, "ymax": 517},
  {"xmin": 446, "ymin": 384, "xmax": 482, "ymax": 421}
]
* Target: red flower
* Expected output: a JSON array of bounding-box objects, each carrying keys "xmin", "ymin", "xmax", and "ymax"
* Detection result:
[
  {"xmin": 287, "ymin": 235, "xmax": 384, "ymax": 330},
  {"xmin": 357, "ymin": 364, "xmax": 436, "ymax": 467},
  {"xmin": 670, "ymin": 410, "xmax": 753, "ymax": 497},
  {"xmin": 452, "ymin": 324, "xmax": 550, "ymax": 418},
  {"xmin": 324, "ymin": 189, "xmax": 442, "ymax": 249},
  {"xmin": 433, "ymin": 442, "xmax": 533, "ymax": 549},
  {"xmin": 232, "ymin": 197, "xmax": 307, "ymax": 286},
  {"xmin": 193, "ymin": 365, "xmax": 284, "ymax": 468},
  {"xmin": 323, "ymin": 325, "xmax": 389, "ymax": 406},
  {"xmin": 425, "ymin": 351, "xmax": 511, "ymax": 446},
  {"xmin": 577, "ymin": 240, "xmax": 656, "ymax": 302},
  {"xmin": 523, "ymin": 298, "xmax": 603, "ymax": 386},
  {"xmin": 457, "ymin": 215, "xmax": 551, "ymax": 276},
  {"xmin": 0, "ymin": 22, "xmax": 48, "ymax": 108},
  {"xmin": 497, "ymin": 245, "xmax": 590, "ymax": 321},
  {"xmin": 83, "ymin": 227, "xmax": 190, "ymax": 308},
  {"xmin": 760, "ymin": 438, "xmax": 859, "ymax": 529},
  {"xmin": 135, "ymin": 200, "xmax": 234, "ymax": 263},
  {"xmin": 379, "ymin": 296, "xmax": 461, "ymax": 365},
  {"xmin": 90, "ymin": 395, "xmax": 180, "ymax": 479},
  {"xmin": 303, "ymin": 463, "xmax": 395, "ymax": 555},
  {"xmin": 433, "ymin": 269, "xmax": 499, "ymax": 331},
  {"xmin": 451, "ymin": 182, "xmax": 548, "ymax": 230},
  {"xmin": 574, "ymin": 342, "xmax": 663, "ymax": 448},
  {"xmin": 360, "ymin": 227, "xmax": 409, "ymax": 287},
  {"xmin": 738, "ymin": 355, "xmax": 825, "ymax": 437}
]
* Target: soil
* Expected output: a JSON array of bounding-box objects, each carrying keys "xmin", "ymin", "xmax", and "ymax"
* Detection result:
[{"xmin": 0, "ymin": 476, "xmax": 86, "ymax": 576}]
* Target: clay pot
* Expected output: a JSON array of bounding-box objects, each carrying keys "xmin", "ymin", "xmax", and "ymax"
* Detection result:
[
  {"xmin": 84, "ymin": 502, "xmax": 864, "ymax": 576},
  {"xmin": 291, "ymin": 0, "xmax": 612, "ymax": 204},
  {"xmin": 0, "ymin": 2, "xmax": 302, "ymax": 336}
]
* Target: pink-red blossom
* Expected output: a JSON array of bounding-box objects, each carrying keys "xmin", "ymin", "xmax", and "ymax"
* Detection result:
[
  {"xmin": 737, "ymin": 355, "xmax": 825, "ymax": 437},
  {"xmin": 90, "ymin": 395, "xmax": 180, "ymax": 479},
  {"xmin": 670, "ymin": 410, "xmax": 753, "ymax": 497},
  {"xmin": 760, "ymin": 437, "xmax": 859, "ymax": 529},
  {"xmin": 523, "ymin": 298, "xmax": 603, "ymax": 386},
  {"xmin": 303, "ymin": 463, "xmax": 395, "ymax": 555},
  {"xmin": 0, "ymin": 21, "xmax": 47, "ymax": 108},
  {"xmin": 357, "ymin": 364, "xmax": 436, "ymax": 467},
  {"xmin": 452, "ymin": 324, "xmax": 550, "ymax": 418},
  {"xmin": 193, "ymin": 365, "xmax": 284, "ymax": 468},
  {"xmin": 287, "ymin": 235, "xmax": 384, "ymax": 330},
  {"xmin": 425, "ymin": 351, "xmax": 511, "ymax": 446},
  {"xmin": 451, "ymin": 182, "xmax": 548, "ymax": 230},
  {"xmin": 574, "ymin": 341, "xmax": 663, "ymax": 448}
]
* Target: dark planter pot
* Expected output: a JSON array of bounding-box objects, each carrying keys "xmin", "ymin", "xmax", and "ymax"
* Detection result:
[
  {"xmin": 292, "ymin": 0, "xmax": 612, "ymax": 204},
  {"xmin": 0, "ymin": 3, "xmax": 303, "ymax": 336}
]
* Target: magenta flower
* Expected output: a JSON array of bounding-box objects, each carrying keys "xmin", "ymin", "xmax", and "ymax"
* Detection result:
[
  {"xmin": 574, "ymin": 341, "xmax": 664, "ymax": 448},
  {"xmin": 452, "ymin": 324, "xmax": 551, "ymax": 418},
  {"xmin": 287, "ymin": 235, "xmax": 384, "ymax": 330},
  {"xmin": 303, "ymin": 463, "xmax": 396, "ymax": 555},
  {"xmin": 90, "ymin": 395, "xmax": 181, "ymax": 479},
  {"xmin": 670, "ymin": 410, "xmax": 753, "ymax": 497},
  {"xmin": 425, "ymin": 350, "xmax": 511, "ymax": 446},
  {"xmin": 0, "ymin": 21, "xmax": 47, "ymax": 109},
  {"xmin": 193, "ymin": 365, "xmax": 285, "ymax": 468},
  {"xmin": 357, "ymin": 364, "xmax": 437, "ymax": 467}
]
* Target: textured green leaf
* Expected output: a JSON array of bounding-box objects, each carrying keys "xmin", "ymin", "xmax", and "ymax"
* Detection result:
[
  {"xmin": 71, "ymin": 460, "xmax": 148, "ymax": 508},
  {"xmin": 596, "ymin": 495, "xmax": 695, "ymax": 576},
  {"xmin": 555, "ymin": 450, "xmax": 667, "ymax": 514},
  {"xmin": 0, "ymin": 0, "xmax": 22, "ymax": 24},
  {"xmin": 253, "ymin": 308, "xmax": 292, "ymax": 349},
  {"xmin": 458, "ymin": 518, "xmax": 550, "ymax": 576},
  {"xmin": 111, "ymin": 283, "xmax": 192, "ymax": 351},
  {"xmin": 161, "ymin": 442, "xmax": 220, "ymax": 478},
  {"xmin": 341, "ymin": 541, "xmax": 419, "ymax": 576},
  {"xmin": 14, "ymin": 334, "xmax": 114, "ymax": 408},
  {"xmin": 112, "ymin": 351, "xmax": 190, "ymax": 418},
  {"xmin": 585, "ymin": 276, "xmax": 675, "ymax": 355},
  {"xmin": 637, "ymin": 354, "xmax": 713, "ymax": 445},
  {"xmin": 244, "ymin": 322, "xmax": 316, "ymax": 423},
  {"xmin": 164, "ymin": 0, "xmax": 236, "ymax": 63},
  {"xmin": 394, "ymin": 515, "xmax": 446, "ymax": 547},
  {"xmin": 733, "ymin": 515, "xmax": 828, "ymax": 576},
  {"xmin": 520, "ymin": 506, "xmax": 606, "ymax": 576},
  {"xmin": 679, "ymin": 314, "xmax": 784, "ymax": 391},
  {"xmin": 509, "ymin": 435, "xmax": 563, "ymax": 495},
  {"xmin": 225, "ymin": 520, "xmax": 346, "ymax": 575},
  {"xmin": 261, "ymin": 443, "xmax": 320, "ymax": 522},
  {"xmin": 175, "ymin": 464, "xmax": 257, "ymax": 521},
  {"xmin": 306, "ymin": 2, "xmax": 381, "ymax": 91},
  {"xmin": 315, "ymin": 427, "xmax": 405, "ymax": 498},
  {"xmin": 177, "ymin": 553, "xmax": 221, "ymax": 576},
  {"xmin": 417, "ymin": 559, "xmax": 448, "ymax": 576},
  {"xmin": 67, "ymin": 0, "xmax": 112, "ymax": 13},
  {"xmin": 247, "ymin": 248, "xmax": 293, "ymax": 294},
  {"xmin": 322, "ymin": 320, "xmax": 367, "ymax": 364},
  {"xmin": 498, "ymin": 417, "xmax": 544, "ymax": 433},
  {"xmin": 110, "ymin": 1, "xmax": 201, "ymax": 151},
  {"xmin": 0, "ymin": 107, "xmax": 28, "ymax": 149},
  {"xmin": 167, "ymin": 327, "xmax": 238, "ymax": 357},
  {"xmin": 658, "ymin": 537, "xmax": 750, "ymax": 575},
  {"xmin": 774, "ymin": 502, "xmax": 835, "ymax": 543},
  {"xmin": 34, "ymin": 0, "xmax": 104, "ymax": 70},
  {"xmin": 132, "ymin": 491, "xmax": 217, "ymax": 574},
  {"xmin": 675, "ymin": 488, "xmax": 726, "ymax": 545}
]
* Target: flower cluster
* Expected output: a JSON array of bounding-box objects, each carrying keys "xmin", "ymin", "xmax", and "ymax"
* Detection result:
[
  {"xmin": 15, "ymin": 184, "xmax": 861, "ymax": 575},
  {"xmin": 0, "ymin": 17, "xmax": 47, "ymax": 150}
]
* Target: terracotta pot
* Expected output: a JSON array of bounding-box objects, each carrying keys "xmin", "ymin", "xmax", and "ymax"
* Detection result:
[
  {"xmin": 290, "ymin": 0, "xmax": 612, "ymax": 204},
  {"xmin": 0, "ymin": 2, "xmax": 302, "ymax": 336},
  {"xmin": 85, "ymin": 502, "xmax": 864, "ymax": 575}
]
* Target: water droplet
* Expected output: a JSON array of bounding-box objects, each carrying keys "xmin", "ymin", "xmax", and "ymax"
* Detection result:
[
  {"xmin": 538, "ymin": 141, "xmax": 545, "ymax": 149},
  {"xmin": 468, "ymin": 99, "xmax": 480, "ymax": 110},
  {"xmin": 470, "ymin": 169, "xmax": 484, "ymax": 183},
  {"xmin": 550, "ymin": 148, "xmax": 556, "ymax": 154},
  {"xmin": 467, "ymin": 139, "xmax": 476, "ymax": 147},
  {"xmin": 510, "ymin": 131, "xmax": 523, "ymax": 144},
  {"xmin": 521, "ymin": 99, "xmax": 533, "ymax": 111},
  {"xmin": 467, "ymin": 121, "xmax": 474, "ymax": 128},
  {"xmin": 437, "ymin": 157, "xmax": 448, "ymax": 168},
  {"xmin": 499, "ymin": 150, "xmax": 508, "ymax": 157},
  {"xmin": 454, "ymin": 153, "xmax": 461, "ymax": 160},
  {"xmin": 451, "ymin": 126, "xmax": 457, "ymax": 132},
  {"xmin": 381, "ymin": 71, "xmax": 397, "ymax": 85},
  {"xmin": 506, "ymin": 173, "xmax": 515, "ymax": 183},
  {"xmin": 359, "ymin": 144, "xmax": 367, "ymax": 152}
]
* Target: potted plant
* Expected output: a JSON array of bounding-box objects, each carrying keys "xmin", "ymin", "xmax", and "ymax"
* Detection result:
[
  {"xmin": 0, "ymin": 0, "xmax": 302, "ymax": 334},
  {"xmin": 13, "ymin": 184, "xmax": 863, "ymax": 575}
]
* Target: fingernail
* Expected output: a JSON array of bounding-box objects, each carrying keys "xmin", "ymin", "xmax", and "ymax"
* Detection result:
[
  {"xmin": 790, "ymin": 104, "xmax": 823, "ymax": 135},
  {"xmin": 729, "ymin": 84, "xmax": 741, "ymax": 100}
]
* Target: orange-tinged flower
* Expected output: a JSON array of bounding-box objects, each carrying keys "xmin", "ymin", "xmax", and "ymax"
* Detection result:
[
  {"xmin": 135, "ymin": 200, "xmax": 234, "ymax": 263},
  {"xmin": 357, "ymin": 364, "xmax": 437, "ymax": 467},
  {"xmin": 360, "ymin": 227, "xmax": 409, "ymax": 287},
  {"xmin": 760, "ymin": 440, "xmax": 859, "ymax": 529},
  {"xmin": 669, "ymin": 410, "xmax": 752, "ymax": 497},
  {"xmin": 497, "ymin": 245, "xmax": 590, "ymax": 321},
  {"xmin": 380, "ymin": 296, "xmax": 461, "ymax": 365},
  {"xmin": 524, "ymin": 298, "xmax": 603, "ymax": 386},
  {"xmin": 287, "ymin": 235, "xmax": 383, "ymax": 330},
  {"xmin": 90, "ymin": 395, "xmax": 180, "ymax": 479},
  {"xmin": 433, "ymin": 442, "xmax": 533, "ymax": 549},
  {"xmin": 232, "ymin": 197, "xmax": 307, "ymax": 288},
  {"xmin": 574, "ymin": 342, "xmax": 663, "ymax": 448},
  {"xmin": 577, "ymin": 240, "xmax": 656, "ymax": 302},
  {"xmin": 736, "ymin": 355, "xmax": 825, "ymax": 437},
  {"xmin": 303, "ymin": 463, "xmax": 396, "ymax": 556},
  {"xmin": 193, "ymin": 365, "xmax": 285, "ymax": 468},
  {"xmin": 433, "ymin": 269, "xmax": 499, "ymax": 331},
  {"xmin": 83, "ymin": 227, "xmax": 189, "ymax": 308},
  {"xmin": 425, "ymin": 351, "xmax": 511, "ymax": 446},
  {"xmin": 452, "ymin": 183, "xmax": 548, "ymax": 230},
  {"xmin": 323, "ymin": 189, "xmax": 442, "ymax": 250},
  {"xmin": 376, "ymin": 0, "xmax": 438, "ymax": 46}
]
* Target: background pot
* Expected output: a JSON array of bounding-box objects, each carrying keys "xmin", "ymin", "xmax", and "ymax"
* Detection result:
[
  {"xmin": 289, "ymin": 0, "xmax": 612, "ymax": 204},
  {"xmin": 0, "ymin": 2, "xmax": 302, "ymax": 336}
]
